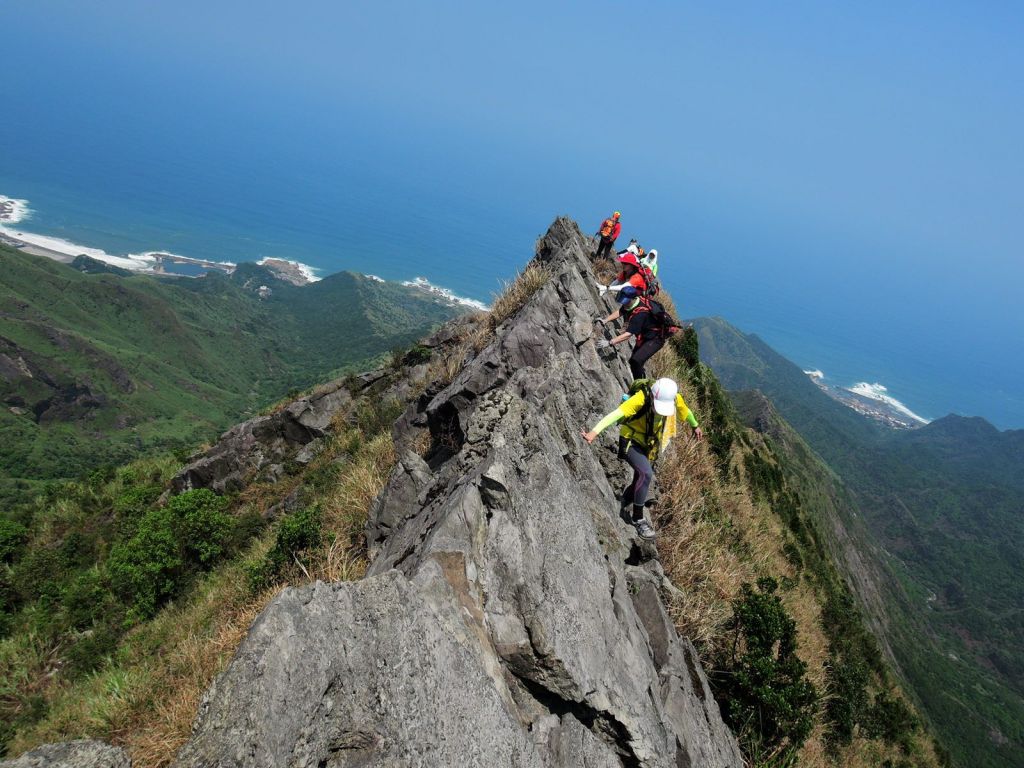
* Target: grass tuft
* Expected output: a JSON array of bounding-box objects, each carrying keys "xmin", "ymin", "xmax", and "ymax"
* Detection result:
[{"xmin": 488, "ymin": 263, "xmax": 550, "ymax": 330}]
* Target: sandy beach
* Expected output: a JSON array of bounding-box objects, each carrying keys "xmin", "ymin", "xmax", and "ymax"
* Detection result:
[{"xmin": 0, "ymin": 229, "xmax": 77, "ymax": 264}]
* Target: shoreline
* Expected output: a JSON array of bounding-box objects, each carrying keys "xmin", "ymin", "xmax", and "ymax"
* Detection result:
[
  {"xmin": 0, "ymin": 194, "xmax": 490, "ymax": 309},
  {"xmin": 0, "ymin": 230, "xmax": 77, "ymax": 264},
  {"xmin": 804, "ymin": 369, "xmax": 929, "ymax": 429}
]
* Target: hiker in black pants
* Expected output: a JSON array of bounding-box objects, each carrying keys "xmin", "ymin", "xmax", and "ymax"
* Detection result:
[
  {"xmin": 582, "ymin": 377, "xmax": 703, "ymax": 539},
  {"xmin": 594, "ymin": 211, "xmax": 621, "ymax": 260},
  {"xmin": 596, "ymin": 285, "xmax": 667, "ymax": 379}
]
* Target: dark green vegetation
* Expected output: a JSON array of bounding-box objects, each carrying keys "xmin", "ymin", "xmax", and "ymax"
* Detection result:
[
  {"xmin": 673, "ymin": 329, "xmax": 936, "ymax": 766},
  {"xmin": 0, "ymin": 244, "xmax": 465, "ymax": 505},
  {"xmin": 714, "ymin": 577, "xmax": 818, "ymax": 763},
  {"xmin": 0, "ymin": 370, "xmax": 407, "ymax": 756},
  {"xmin": 692, "ymin": 316, "xmax": 1023, "ymax": 768}
]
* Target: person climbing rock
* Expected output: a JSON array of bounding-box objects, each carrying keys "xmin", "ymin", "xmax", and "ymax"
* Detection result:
[
  {"xmin": 617, "ymin": 239, "xmax": 643, "ymax": 259},
  {"xmin": 642, "ymin": 248, "xmax": 659, "ymax": 276},
  {"xmin": 594, "ymin": 211, "xmax": 622, "ymax": 261},
  {"xmin": 600, "ymin": 252, "xmax": 647, "ymax": 295},
  {"xmin": 581, "ymin": 377, "xmax": 703, "ymax": 539},
  {"xmin": 596, "ymin": 285, "xmax": 678, "ymax": 379}
]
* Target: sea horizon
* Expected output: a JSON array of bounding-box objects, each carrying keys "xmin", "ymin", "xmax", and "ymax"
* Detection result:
[{"xmin": 3, "ymin": 186, "xmax": 1019, "ymax": 431}]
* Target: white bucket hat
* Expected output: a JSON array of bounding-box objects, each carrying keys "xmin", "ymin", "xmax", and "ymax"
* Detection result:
[{"xmin": 651, "ymin": 378, "xmax": 677, "ymax": 416}]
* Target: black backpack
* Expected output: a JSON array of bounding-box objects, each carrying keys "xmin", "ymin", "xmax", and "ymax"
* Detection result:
[{"xmin": 635, "ymin": 297, "xmax": 680, "ymax": 338}]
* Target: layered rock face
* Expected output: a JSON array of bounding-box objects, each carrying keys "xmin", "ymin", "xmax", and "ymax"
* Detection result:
[
  {"xmin": 0, "ymin": 740, "xmax": 129, "ymax": 768},
  {"xmin": 173, "ymin": 218, "xmax": 741, "ymax": 767},
  {"xmin": 169, "ymin": 380, "xmax": 352, "ymax": 495}
]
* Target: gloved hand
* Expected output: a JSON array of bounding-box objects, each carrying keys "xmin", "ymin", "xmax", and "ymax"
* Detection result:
[{"xmin": 595, "ymin": 338, "xmax": 611, "ymax": 350}]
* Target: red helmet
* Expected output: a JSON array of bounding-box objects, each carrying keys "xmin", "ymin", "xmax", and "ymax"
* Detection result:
[{"xmin": 617, "ymin": 252, "xmax": 640, "ymax": 268}]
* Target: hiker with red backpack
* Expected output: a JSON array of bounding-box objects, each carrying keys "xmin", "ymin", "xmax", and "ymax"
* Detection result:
[
  {"xmin": 594, "ymin": 211, "xmax": 622, "ymax": 261},
  {"xmin": 581, "ymin": 377, "xmax": 703, "ymax": 539},
  {"xmin": 596, "ymin": 285, "xmax": 677, "ymax": 379}
]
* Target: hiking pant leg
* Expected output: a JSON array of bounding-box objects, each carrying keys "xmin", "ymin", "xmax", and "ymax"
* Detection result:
[
  {"xmin": 624, "ymin": 444, "xmax": 654, "ymax": 508},
  {"xmin": 595, "ymin": 238, "xmax": 613, "ymax": 260},
  {"xmin": 629, "ymin": 337, "xmax": 665, "ymax": 379}
]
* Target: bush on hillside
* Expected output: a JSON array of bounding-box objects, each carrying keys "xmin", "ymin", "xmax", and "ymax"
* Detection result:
[
  {"xmin": 109, "ymin": 489, "xmax": 232, "ymax": 620},
  {"xmin": 0, "ymin": 518, "xmax": 28, "ymax": 563},
  {"xmin": 713, "ymin": 577, "xmax": 818, "ymax": 762},
  {"xmin": 865, "ymin": 692, "xmax": 919, "ymax": 748},
  {"xmin": 247, "ymin": 506, "xmax": 324, "ymax": 591}
]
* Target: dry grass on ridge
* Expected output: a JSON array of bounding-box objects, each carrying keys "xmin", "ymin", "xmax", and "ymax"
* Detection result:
[
  {"xmin": 643, "ymin": 320, "xmax": 939, "ymax": 767},
  {"xmin": 488, "ymin": 263, "xmax": 550, "ymax": 330}
]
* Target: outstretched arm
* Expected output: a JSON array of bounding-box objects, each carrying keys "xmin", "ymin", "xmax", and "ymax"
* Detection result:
[
  {"xmin": 583, "ymin": 392, "xmax": 645, "ymax": 443},
  {"xmin": 676, "ymin": 394, "xmax": 703, "ymax": 441}
]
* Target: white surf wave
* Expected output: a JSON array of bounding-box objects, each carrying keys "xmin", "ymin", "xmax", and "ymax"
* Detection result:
[
  {"xmin": 0, "ymin": 227, "xmax": 161, "ymax": 271},
  {"xmin": 845, "ymin": 382, "xmax": 930, "ymax": 424},
  {"xmin": 0, "ymin": 196, "xmax": 31, "ymax": 225},
  {"xmin": 804, "ymin": 369, "xmax": 825, "ymax": 380},
  {"xmin": 256, "ymin": 257, "xmax": 321, "ymax": 283},
  {"xmin": 401, "ymin": 276, "xmax": 489, "ymax": 311},
  {"xmin": 1, "ymin": 193, "xmax": 241, "ymax": 273},
  {"xmin": 364, "ymin": 274, "xmax": 386, "ymax": 283}
]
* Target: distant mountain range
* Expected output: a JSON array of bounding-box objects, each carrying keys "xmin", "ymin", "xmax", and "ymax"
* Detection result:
[
  {"xmin": 0, "ymin": 244, "xmax": 467, "ymax": 505},
  {"xmin": 691, "ymin": 316, "xmax": 1024, "ymax": 768}
]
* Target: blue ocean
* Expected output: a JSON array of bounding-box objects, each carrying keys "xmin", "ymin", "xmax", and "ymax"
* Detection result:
[{"xmin": 2, "ymin": 6, "xmax": 1021, "ymax": 430}]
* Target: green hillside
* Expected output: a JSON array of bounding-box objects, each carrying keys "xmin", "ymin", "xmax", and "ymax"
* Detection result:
[
  {"xmin": 692, "ymin": 316, "xmax": 1024, "ymax": 768},
  {"xmin": 0, "ymin": 245, "xmax": 466, "ymax": 504}
]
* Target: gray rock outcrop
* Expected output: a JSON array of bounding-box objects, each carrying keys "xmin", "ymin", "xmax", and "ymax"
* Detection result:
[
  {"xmin": 169, "ymin": 380, "xmax": 352, "ymax": 494},
  {"xmin": 0, "ymin": 740, "xmax": 130, "ymax": 768},
  {"xmin": 174, "ymin": 217, "xmax": 742, "ymax": 767}
]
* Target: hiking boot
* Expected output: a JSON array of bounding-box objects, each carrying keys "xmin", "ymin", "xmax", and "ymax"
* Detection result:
[{"xmin": 634, "ymin": 518, "xmax": 656, "ymax": 540}]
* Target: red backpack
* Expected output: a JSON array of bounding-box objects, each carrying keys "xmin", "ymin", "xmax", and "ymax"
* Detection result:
[{"xmin": 637, "ymin": 264, "xmax": 659, "ymax": 297}]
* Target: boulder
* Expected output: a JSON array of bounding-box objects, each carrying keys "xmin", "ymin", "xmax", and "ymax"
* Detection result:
[{"xmin": 169, "ymin": 381, "xmax": 351, "ymax": 494}]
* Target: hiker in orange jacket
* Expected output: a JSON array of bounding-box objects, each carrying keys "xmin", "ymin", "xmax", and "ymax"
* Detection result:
[
  {"xmin": 607, "ymin": 252, "xmax": 648, "ymax": 295},
  {"xmin": 594, "ymin": 211, "xmax": 622, "ymax": 261}
]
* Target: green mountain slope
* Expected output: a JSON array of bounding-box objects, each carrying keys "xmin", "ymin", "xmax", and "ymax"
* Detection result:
[
  {"xmin": 691, "ymin": 316, "xmax": 1024, "ymax": 768},
  {"xmin": 0, "ymin": 245, "xmax": 466, "ymax": 502}
]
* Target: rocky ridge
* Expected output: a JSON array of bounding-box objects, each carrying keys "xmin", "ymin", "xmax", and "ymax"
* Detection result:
[
  {"xmin": 173, "ymin": 218, "xmax": 741, "ymax": 767},
  {"xmin": 3, "ymin": 218, "xmax": 742, "ymax": 767}
]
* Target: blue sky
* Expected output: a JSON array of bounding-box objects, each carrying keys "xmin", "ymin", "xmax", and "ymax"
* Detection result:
[{"xmin": 3, "ymin": 1, "xmax": 1023, "ymax": 425}]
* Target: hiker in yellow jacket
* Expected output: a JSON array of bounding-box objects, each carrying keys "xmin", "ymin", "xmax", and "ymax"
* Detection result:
[{"xmin": 582, "ymin": 378, "xmax": 702, "ymax": 539}]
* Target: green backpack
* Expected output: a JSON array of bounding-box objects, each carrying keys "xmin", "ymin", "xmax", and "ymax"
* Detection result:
[{"xmin": 625, "ymin": 378, "xmax": 660, "ymax": 454}]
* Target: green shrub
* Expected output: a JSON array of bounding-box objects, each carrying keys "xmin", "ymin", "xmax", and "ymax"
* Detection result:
[
  {"xmin": 58, "ymin": 531, "xmax": 96, "ymax": 571},
  {"xmin": 108, "ymin": 489, "xmax": 231, "ymax": 620},
  {"xmin": 0, "ymin": 519, "xmax": 28, "ymax": 563},
  {"xmin": 62, "ymin": 569, "xmax": 114, "ymax": 630},
  {"xmin": 357, "ymin": 398, "xmax": 404, "ymax": 437},
  {"xmin": 108, "ymin": 506, "xmax": 184, "ymax": 620},
  {"xmin": 672, "ymin": 326, "xmax": 701, "ymax": 369},
  {"xmin": 825, "ymin": 655, "xmax": 870, "ymax": 745},
  {"xmin": 113, "ymin": 484, "xmax": 162, "ymax": 523},
  {"xmin": 64, "ymin": 624, "xmax": 119, "ymax": 677},
  {"xmin": 87, "ymin": 465, "xmax": 116, "ymax": 488},
  {"xmin": 227, "ymin": 509, "xmax": 266, "ymax": 552},
  {"xmin": 249, "ymin": 507, "xmax": 323, "ymax": 591},
  {"xmin": 172, "ymin": 489, "xmax": 232, "ymax": 566},
  {"xmin": 11, "ymin": 548, "xmax": 63, "ymax": 605},
  {"xmin": 402, "ymin": 344, "xmax": 433, "ymax": 366},
  {"xmin": 713, "ymin": 577, "xmax": 818, "ymax": 762},
  {"xmin": 270, "ymin": 507, "xmax": 323, "ymax": 567},
  {"xmin": 865, "ymin": 692, "xmax": 918, "ymax": 747}
]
